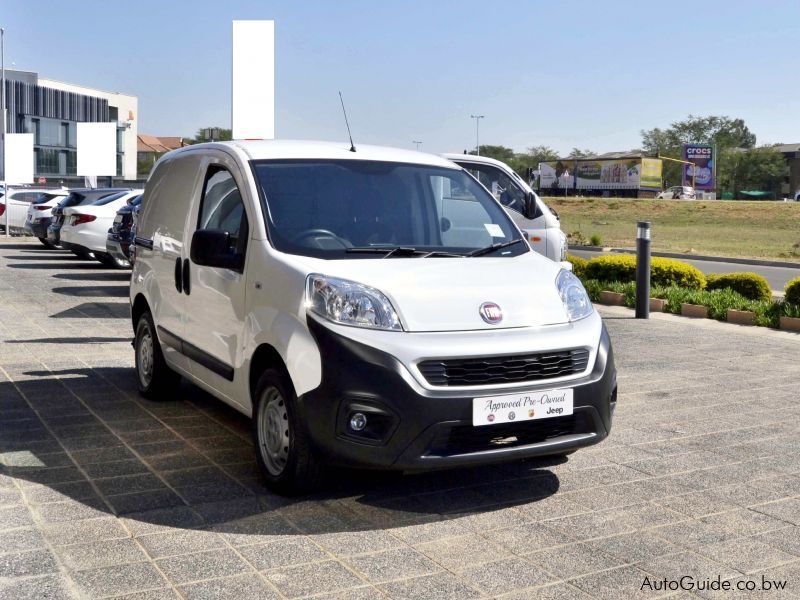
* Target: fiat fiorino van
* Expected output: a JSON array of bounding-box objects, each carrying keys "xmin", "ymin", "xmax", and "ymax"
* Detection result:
[{"xmin": 130, "ymin": 141, "xmax": 616, "ymax": 494}]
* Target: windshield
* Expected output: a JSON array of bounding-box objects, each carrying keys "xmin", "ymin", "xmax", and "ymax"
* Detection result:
[{"xmin": 252, "ymin": 160, "xmax": 526, "ymax": 259}]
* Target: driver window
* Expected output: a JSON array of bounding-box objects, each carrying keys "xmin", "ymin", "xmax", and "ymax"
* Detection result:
[
  {"xmin": 198, "ymin": 167, "xmax": 249, "ymax": 260},
  {"xmin": 465, "ymin": 164, "xmax": 526, "ymax": 213}
]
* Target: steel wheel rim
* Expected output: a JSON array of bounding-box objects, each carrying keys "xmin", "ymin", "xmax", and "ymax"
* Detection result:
[
  {"xmin": 258, "ymin": 386, "xmax": 290, "ymax": 476},
  {"xmin": 137, "ymin": 324, "xmax": 154, "ymax": 388}
]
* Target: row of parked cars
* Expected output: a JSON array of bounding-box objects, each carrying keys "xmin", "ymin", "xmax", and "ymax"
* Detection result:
[{"xmin": 0, "ymin": 186, "xmax": 142, "ymax": 267}]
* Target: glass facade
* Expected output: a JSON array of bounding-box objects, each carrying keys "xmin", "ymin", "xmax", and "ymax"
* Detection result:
[{"xmin": 22, "ymin": 115, "xmax": 123, "ymax": 177}]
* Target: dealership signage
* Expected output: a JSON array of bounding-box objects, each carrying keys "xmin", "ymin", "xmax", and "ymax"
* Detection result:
[{"xmin": 682, "ymin": 144, "xmax": 715, "ymax": 190}]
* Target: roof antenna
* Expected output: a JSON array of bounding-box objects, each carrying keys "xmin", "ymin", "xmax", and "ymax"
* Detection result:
[{"xmin": 339, "ymin": 91, "xmax": 356, "ymax": 152}]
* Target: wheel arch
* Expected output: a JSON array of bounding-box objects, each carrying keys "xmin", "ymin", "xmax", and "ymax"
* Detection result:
[
  {"xmin": 249, "ymin": 343, "xmax": 293, "ymax": 402},
  {"xmin": 131, "ymin": 293, "xmax": 150, "ymax": 333}
]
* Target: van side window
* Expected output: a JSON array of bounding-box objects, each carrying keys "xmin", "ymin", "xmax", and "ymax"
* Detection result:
[
  {"xmin": 464, "ymin": 164, "xmax": 526, "ymax": 214},
  {"xmin": 198, "ymin": 167, "xmax": 249, "ymax": 259}
]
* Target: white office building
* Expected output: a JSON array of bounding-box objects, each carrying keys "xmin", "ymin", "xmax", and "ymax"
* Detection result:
[{"xmin": 2, "ymin": 69, "xmax": 138, "ymax": 182}]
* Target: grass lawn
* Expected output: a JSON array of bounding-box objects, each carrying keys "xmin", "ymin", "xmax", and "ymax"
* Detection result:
[{"xmin": 544, "ymin": 197, "xmax": 800, "ymax": 260}]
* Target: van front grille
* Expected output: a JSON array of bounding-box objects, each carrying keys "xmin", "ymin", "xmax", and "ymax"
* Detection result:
[{"xmin": 417, "ymin": 348, "xmax": 589, "ymax": 387}]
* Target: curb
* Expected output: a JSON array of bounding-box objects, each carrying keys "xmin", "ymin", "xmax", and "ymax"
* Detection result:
[{"xmin": 568, "ymin": 245, "xmax": 800, "ymax": 269}]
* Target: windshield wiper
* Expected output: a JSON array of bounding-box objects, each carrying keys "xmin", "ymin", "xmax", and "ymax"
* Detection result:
[
  {"xmin": 467, "ymin": 238, "xmax": 525, "ymax": 257},
  {"xmin": 345, "ymin": 246, "xmax": 463, "ymax": 258}
]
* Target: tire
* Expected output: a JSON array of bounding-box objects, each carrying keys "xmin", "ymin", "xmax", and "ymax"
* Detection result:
[
  {"xmin": 38, "ymin": 237, "xmax": 55, "ymax": 249},
  {"xmin": 134, "ymin": 310, "xmax": 179, "ymax": 399},
  {"xmin": 252, "ymin": 369, "xmax": 321, "ymax": 495},
  {"xmin": 97, "ymin": 252, "xmax": 129, "ymax": 269}
]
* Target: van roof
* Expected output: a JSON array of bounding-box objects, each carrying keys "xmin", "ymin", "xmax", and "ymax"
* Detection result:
[{"xmin": 178, "ymin": 140, "xmax": 458, "ymax": 169}]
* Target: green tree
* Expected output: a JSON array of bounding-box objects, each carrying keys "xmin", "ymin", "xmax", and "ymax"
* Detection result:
[
  {"xmin": 508, "ymin": 145, "xmax": 560, "ymax": 178},
  {"xmin": 567, "ymin": 148, "xmax": 596, "ymax": 158},
  {"xmin": 641, "ymin": 115, "xmax": 757, "ymax": 188},
  {"xmin": 470, "ymin": 145, "xmax": 516, "ymax": 162},
  {"xmin": 717, "ymin": 146, "xmax": 786, "ymax": 196},
  {"xmin": 186, "ymin": 127, "xmax": 233, "ymax": 144}
]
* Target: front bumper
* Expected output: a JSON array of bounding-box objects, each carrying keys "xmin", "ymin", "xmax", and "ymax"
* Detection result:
[{"xmin": 299, "ymin": 318, "xmax": 616, "ymax": 470}]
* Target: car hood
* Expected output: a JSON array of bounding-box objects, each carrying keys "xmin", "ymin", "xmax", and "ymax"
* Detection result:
[{"xmin": 290, "ymin": 250, "xmax": 570, "ymax": 332}]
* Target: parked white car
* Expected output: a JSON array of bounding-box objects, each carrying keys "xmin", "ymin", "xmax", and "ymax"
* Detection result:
[
  {"xmin": 443, "ymin": 153, "xmax": 568, "ymax": 264},
  {"xmin": 130, "ymin": 140, "xmax": 616, "ymax": 494},
  {"xmin": 24, "ymin": 190, "xmax": 70, "ymax": 245},
  {"xmin": 60, "ymin": 190, "xmax": 143, "ymax": 267},
  {"xmin": 656, "ymin": 185, "xmax": 696, "ymax": 200},
  {"xmin": 0, "ymin": 188, "xmax": 66, "ymax": 233}
]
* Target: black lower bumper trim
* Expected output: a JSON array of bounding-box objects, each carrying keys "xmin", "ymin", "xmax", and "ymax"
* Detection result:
[{"xmin": 299, "ymin": 318, "xmax": 616, "ymax": 471}]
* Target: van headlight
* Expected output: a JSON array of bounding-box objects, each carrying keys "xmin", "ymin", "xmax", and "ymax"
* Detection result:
[
  {"xmin": 306, "ymin": 274, "xmax": 402, "ymax": 331},
  {"xmin": 556, "ymin": 269, "xmax": 593, "ymax": 321}
]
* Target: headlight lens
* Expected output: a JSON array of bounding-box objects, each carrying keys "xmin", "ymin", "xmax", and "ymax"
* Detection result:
[
  {"xmin": 556, "ymin": 269, "xmax": 593, "ymax": 321},
  {"xmin": 306, "ymin": 274, "xmax": 402, "ymax": 331}
]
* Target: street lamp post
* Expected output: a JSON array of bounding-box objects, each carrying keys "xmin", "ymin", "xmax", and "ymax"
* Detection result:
[
  {"xmin": 1, "ymin": 27, "xmax": 7, "ymax": 237},
  {"xmin": 412, "ymin": 140, "xmax": 422, "ymax": 151},
  {"xmin": 470, "ymin": 115, "xmax": 484, "ymax": 156}
]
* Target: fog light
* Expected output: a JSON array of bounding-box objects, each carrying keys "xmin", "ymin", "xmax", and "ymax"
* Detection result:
[{"xmin": 349, "ymin": 412, "xmax": 367, "ymax": 431}]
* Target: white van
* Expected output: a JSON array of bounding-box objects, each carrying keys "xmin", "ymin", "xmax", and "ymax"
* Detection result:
[
  {"xmin": 443, "ymin": 153, "xmax": 567, "ymax": 263},
  {"xmin": 130, "ymin": 140, "xmax": 616, "ymax": 494}
]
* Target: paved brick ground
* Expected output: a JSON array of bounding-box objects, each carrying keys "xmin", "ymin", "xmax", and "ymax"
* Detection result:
[{"xmin": 0, "ymin": 238, "xmax": 798, "ymax": 600}]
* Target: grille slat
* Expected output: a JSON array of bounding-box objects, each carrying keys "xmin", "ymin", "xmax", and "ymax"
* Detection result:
[{"xmin": 418, "ymin": 348, "xmax": 589, "ymax": 386}]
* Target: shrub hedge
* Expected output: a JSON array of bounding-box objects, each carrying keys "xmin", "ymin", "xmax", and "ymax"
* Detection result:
[
  {"xmin": 582, "ymin": 255, "xmax": 706, "ymax": 289},
  {"xmin": 566, "ymin": 254, "xmax": 588, "ymax": 278},
  {"xmin": 705, "ymin": 272, "xmax": 772, "ymax": 302},
  {"xmin": 582, "ymin": 278, "xmax": 785, "ymax": 327},
  {"xmin": 785, "ymin": 277, "xmax": 800, "ymax": 306}
]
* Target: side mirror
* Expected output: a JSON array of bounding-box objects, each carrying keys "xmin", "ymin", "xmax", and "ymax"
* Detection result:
[
  {"xmin": 190, "ymin": 229, "xmax": 242, "ymax": 270},
  {"xmin": 524, "ymin": 192, "xmax": 543, "ymax": 220}
]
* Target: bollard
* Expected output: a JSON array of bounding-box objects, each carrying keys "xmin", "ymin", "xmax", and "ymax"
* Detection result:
[{"xmin": 635, "ymin": 221, "xmax": 651, "ymax": 319}]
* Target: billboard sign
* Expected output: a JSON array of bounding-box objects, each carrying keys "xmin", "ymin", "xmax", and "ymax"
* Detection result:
[
  {"xmin": 3, "ymin": 133, "xmax": 34, "ymax": 184},
  {"xmin": 232, "ymin": 20, "xmax": 275, "ymax": 140},
  {"xmin": 640, "ymin": 158, "xmax": 663, "ymax": 189},
  {"xmin": 682, "ymin": 144, "xmax": 715, "ymax": 190},
  {"xmin": 77, "ymin": 122, "xmax": 117, "ymax": 176},
  {"xmin": 539, "ymin": 161, "xmax": 573, "ymax": 189}
]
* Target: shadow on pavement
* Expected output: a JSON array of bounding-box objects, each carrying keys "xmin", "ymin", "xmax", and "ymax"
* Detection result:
[
  {"xmin": 49, "ymin": 302, "xmax": 129, "ymax": 319},
  {"xmin": 0, "ymin": 366, "xmax": 562, "ymax": 537},
  {"xmin": 52, "ymin": 285, "xmax": 128, "ymax": 298},
  {"xmin": 53, "ymin": 272, "xmax": 131, "ymax": 282},
  {"xmin": 8, "ymin": 262, "xmax": 107, "ymax": 270}
]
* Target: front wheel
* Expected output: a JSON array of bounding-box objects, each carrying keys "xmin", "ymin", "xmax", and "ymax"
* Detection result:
[
  {"xmin": 252, "ymin": 369, "xmax": 321, "ymax": 495},
  {"xmin": 134, "ymin": 310, "xmax": 179, "ymax": 398}
]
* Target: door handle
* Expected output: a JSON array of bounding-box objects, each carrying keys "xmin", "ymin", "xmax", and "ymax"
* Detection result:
[
  {"xmin": 174, "ymin": 257, "xmax": 183, "ymax": 293},
  {"xmin": 182, "ymin": 258, "xmax": 191, "ymax": 295}
]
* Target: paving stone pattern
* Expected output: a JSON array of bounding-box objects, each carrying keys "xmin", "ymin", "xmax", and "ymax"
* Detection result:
[{"xmin": 0, "ymin": 239, "xmax": 798, "ymax": 599}]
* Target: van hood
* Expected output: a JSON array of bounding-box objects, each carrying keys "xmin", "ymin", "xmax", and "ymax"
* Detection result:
[{"xmin": 293, "ymin": 251, "xmax": 570, "ymax": 332}]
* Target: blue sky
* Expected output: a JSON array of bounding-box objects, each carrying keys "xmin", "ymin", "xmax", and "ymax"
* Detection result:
[{"xmin": 5, "ymin": 0, "xmax": 800, "ymax": 155}]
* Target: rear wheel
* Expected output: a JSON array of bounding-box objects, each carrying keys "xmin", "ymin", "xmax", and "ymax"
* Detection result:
[
  {"xmin": 134, "ymin": 310, "xmax": 179, "ymax": 398},
  {"xmin": 252, "ymin": 369, "xmax": 321, "ymax": 495}
]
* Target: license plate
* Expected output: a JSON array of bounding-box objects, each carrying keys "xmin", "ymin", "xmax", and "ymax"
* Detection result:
[
  {"xmin": 473, "ymin": 388, "xmax": 573, "ymax": 426},
  {"xmin": 114, "ymin": 215, "xmax": 123, "ymax": 223}
]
